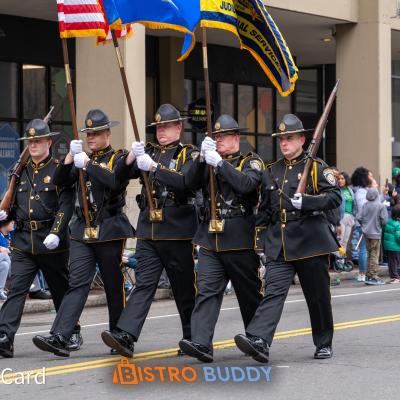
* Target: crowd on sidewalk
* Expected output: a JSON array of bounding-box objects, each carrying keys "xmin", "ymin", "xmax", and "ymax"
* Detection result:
[{"xmin": 335, "ymin": 166, "xmax": 400, "ymax": 285}]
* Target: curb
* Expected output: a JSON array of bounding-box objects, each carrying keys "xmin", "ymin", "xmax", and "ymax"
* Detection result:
[{"xmin": 2, "ymin": 266, "xmax": 390, "ymax": 315}]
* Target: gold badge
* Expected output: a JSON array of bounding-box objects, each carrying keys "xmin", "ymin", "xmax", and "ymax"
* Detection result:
[
  {"xmin": 86, "ymin": 119, "xmax": 93, "ymax": 127},
  {"xmin": 279, "ymin": 123, "xmax": 286, "ymax": 132},
  {"xmin": 28, "ymin": 128, "xmax": 36, "ymax": 136},
  {"xmin": 250, "ymin": 159, "xmax": 262, "ymax": 171},
  {"xmin": 215, "ymin": 122, "xmax": 221, "ymax": 131},
  {"xmin": 155, "ymin": 113, "xmax": 162, "ymax": 123},
  {"xmin": 43, "ymin": 176, "xmax": 51, "ymax": 184}
]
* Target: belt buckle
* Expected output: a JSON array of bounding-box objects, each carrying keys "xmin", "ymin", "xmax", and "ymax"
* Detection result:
[
  {"xmin": 30, "ymin": 221, "xmax": 38, "ymax": 231},
  {"xmin": 280, "ymin": 210, "xmax": 287, "ymax": 223}
]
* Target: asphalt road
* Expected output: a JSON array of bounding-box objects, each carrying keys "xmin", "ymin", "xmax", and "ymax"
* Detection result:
[{"xmin": 1, "ymin": 280, "xmax": 399, "ymax": 399}]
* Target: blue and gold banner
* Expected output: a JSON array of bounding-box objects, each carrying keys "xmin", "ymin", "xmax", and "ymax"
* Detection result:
[{"xmin": 198, "ymin": 0, "xmax": 298, "ymax": 96}]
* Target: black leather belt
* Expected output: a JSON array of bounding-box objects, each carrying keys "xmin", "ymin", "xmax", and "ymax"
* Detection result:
[
  {"xmin": 271, "ymin": 210, "xmax": 323, "ymax": 224},
  {"xmin": 17, "ymin": 219, "xmax": 54, "ymax": 231},
  {"xmin": 75, "ymin": 207, "xmax": 123, "ymax": 221}
]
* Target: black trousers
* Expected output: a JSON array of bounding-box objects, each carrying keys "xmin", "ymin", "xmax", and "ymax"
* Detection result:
[
  {"xmin": 51, "ymin": 239, "xmax": 125, "ymax": 340},
  {"xmin": 117, "ymin": 239, "xmax": 195, "ymax": 341},
  {"xmin": 246, "ymin": 254, "xmax": 334, "ymax": 349},
  {"xmin": 191, "ymin": 248, "xmax": 263, "ymax": 348},
  {"xmin": 0, "ymin": 250, "xmax": 69, "ymax": 341},
  {"xmin": 387, "ymin": 251, "xmax": 400, "ymax": 279}
]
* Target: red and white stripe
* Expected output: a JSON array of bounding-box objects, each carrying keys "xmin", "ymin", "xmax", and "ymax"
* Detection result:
[{"xmin": 57, "ymin": 0, "xmax": 107, "ymax": 38}]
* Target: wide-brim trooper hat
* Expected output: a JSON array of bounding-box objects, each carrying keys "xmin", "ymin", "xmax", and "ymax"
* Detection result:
[
  {"xmin": 18, "ymin": 119, "xmax": 60, "ymax": 141},
  {"xmin": 212, "ymin": 114, "xmax": 248, "ymax": 136},
  {"xmin": 80, "ymin": 109, "xmax": 119, "ymax": 133},
  {"xmin": 147, "ymin": 104, "xmax": 188, "ymax": 127},
  {"xmin": 271, "ymin": 114, "xmax": 313, "ymax": 137}
]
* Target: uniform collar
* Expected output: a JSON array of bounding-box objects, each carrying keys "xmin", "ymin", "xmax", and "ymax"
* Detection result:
[
  {"xmin": 30, "ymin": 154, "xmax": 52, "ymax": 170},
  {"xmin": 91, "ymin": 145, "xmax": 113, "ymax": 157},
  {"xmin": 284, "ymin": 151, "xmax": 306, "ymax": 166},
  {"xmin": 154, "ymin": 140, "xmax": 181, "ymax": 150},
  {"xmin": 222, "ymin": 151, "xmax": 241, "ymax": 161}
]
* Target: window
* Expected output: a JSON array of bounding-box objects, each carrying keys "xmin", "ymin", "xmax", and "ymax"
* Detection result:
[{"xmin": 0, "ymin": 62, "xmax": 73, "ymax": 139}]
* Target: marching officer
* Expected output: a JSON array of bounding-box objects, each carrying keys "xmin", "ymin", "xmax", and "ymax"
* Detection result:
[
  {"xmin": 234, "ymin": 114, "xmax": 341, "ymax": 363},
  {"xmin": 178, "ymin": 114, "xmax": 264, "ymax": 363},
  {"xmin": 32, "ymin": 109, "xmax": 135, "ymax": 357},
  {"xmin": 101, "ymin": 104, "xmax": 197, "ymax": 357},
  {"xmin": 0, "ymin": 119, "xmax": 75, "ymax": 358}
]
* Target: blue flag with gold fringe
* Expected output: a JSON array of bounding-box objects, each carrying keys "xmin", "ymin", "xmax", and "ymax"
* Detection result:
[{"xmin": 102, "ymin": 0, "xmax": 200, "ymax": 59}]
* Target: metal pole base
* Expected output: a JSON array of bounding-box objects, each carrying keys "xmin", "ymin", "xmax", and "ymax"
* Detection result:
[
  {"xmin": 150, "ymin": 209, "xmax": 164, "ymax": 222},
  {"xmin": 83, "ymin": 226, "xmax": 100, "ymax": 240}
]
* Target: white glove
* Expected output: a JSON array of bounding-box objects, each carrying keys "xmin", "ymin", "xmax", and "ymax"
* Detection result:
[
  {"xmin": 291, "ymin": 193, "xmax": 303, "ymax": 210},
  {"xmin": 43, "ymin": 234, "xmax": 60, "ymax": 250},
  {"xmin": 74, "ymin": 152, "xmax": 90, "ymax": 169},
  {"xmin": 131, "ymin": 141, "xmax": 145, "ymax": 157},
  {"xmin": 69, "ymin": 140, "xmax": 83, "ymax": 156},
  {"xmin": 0, "ymin": 210, "xmax": 7, "ymax": 222},
  {"xmin": 137, "ymin": 154, "xmax": 157, "ymax": 172},
  {"xmin": 205, "ymin": 150, "xmax": 222, "ymax": 167},
  {"xmin": 200, "ymin": 137, "xmax": 216, "ymax": 157}
]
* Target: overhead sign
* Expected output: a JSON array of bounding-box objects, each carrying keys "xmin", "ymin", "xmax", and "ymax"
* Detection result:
[{"xmin": 187, "ymin": 98, "xmax": 214, "ymax": 131}]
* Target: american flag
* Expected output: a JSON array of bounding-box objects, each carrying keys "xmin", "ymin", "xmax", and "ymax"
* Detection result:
[
  {"xmin": 96, "ymin": 0, "xmax": 133, "ymax": 45},
  {"xmin": 57, "ymin": 0, "xmax": 107, "ymax": 39}
]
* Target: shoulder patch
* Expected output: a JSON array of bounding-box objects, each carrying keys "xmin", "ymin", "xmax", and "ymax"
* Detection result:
[
  {"xmin": 323, "ymin": 168, "xmax": 337, "ymax": 186},
  {"xmin": 250, "ymin": 159, "xmax": 263, "ymax": 171},
  {"xmin": 191, "ymin": 150, "xmax": 200, "ymax": 160}
]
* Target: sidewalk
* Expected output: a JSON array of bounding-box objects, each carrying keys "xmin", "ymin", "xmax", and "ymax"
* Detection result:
[{"xmin": 1, "ymin": 266, "xmax": 390, "ymax": 314}]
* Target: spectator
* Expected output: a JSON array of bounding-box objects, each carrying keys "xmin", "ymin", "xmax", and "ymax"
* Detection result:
[
  {"xmin": 383, "ymin": 205, "xmax": 400, "ymax": 283},
  {"xmin": 360, "ymin": 188, "xmax": 388, "ymax": 285},
  {"xmin": 338, "ymin": 171, "xmax": 356, "ymax": 258},
  {"xmin": 351, "ymin": 167, "xmax": 372, "ymax": 281},
  {"xmin": 0, "ymin": 219, "xmax": 14, "ymax": 301}
]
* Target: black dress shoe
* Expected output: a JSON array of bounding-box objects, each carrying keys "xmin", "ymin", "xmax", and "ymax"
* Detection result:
[
  {"xmin": 234, "ymin": 334, "xmax": 269, "ymax": 363},
  {"xmin": 314, "ymin": 346, "xmax": 333, "ymax": 359},
  {"xmin": 101, "ymin": 330, "xmax": 135, "ymax": 358},
  {"xmin": 66, "ymin": 332, "xmax": 83, "ymax": 352},
  {"xmin": 178, "ymin": 339, "xmax": 213, "ymax": 363},
  {"xmin": 29, "ymin": 290, "xmax": 52, "ymax": 300},
  {"xmin": 0, "ymin": 333, "xmax": 13, "ymax": 358},
  {"xmin": 32, "ymin": 334, "xmax": 70, "ymax": 357}
]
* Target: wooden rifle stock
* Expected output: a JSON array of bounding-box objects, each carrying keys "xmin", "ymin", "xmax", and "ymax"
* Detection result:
[
  {"xmin": 296, "ymin": 80, "xmax": 340, "ymax": 194},
  {"xmin": 0, "ymin": 106, "xmax": 55, "ymax": 213}
]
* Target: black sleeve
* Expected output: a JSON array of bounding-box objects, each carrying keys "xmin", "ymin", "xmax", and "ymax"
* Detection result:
[
  {"xmin": 53, "ymin": 161, "xmax": 78, "ymax": 187},
  {"xmin": 85, "ymin": 151, "xmax": 129, "ymax": 191},
  {"xmin": 153, "ymin": 147, "xmax": 199, "ymax": 194},
  {"xmin": 301, "ymin": 164, "xmax": 342, "ymax": 211},
  {"xmin": 184, "ymin": 156, "xmax": 208, "ymax": 191},
  {"xmin": 217, "ymin": 156, "xmax": 264, "ymax": 194},
  {"xmin": 254, "ymin": 170, "xmax": 272, "ymax": 252},
  {"xmin": 49, "ymin": 184, "xmax": 76, "ymax": 236},
  {"xmin": 114, "ymin": 153, "xmax": 141, "ymax": 181}
]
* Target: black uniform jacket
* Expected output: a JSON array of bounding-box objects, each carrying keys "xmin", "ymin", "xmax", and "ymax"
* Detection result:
[
  {"xmin": 119, "ymin": 141, "xmax": 199, "ymax": 240},
  {"xmin": 254, "ymin": 153, "xmax": 341, "ymax": 261},
  {"xmin": 10, "ymin": 155, "xmax": 75, "ymax": 254},
  {"xmin": 53, "ymin": 145, "xmax": 135, "ymax": 242},
  {"xmin": 186, "ymin": 151, "xmax": 264, "ymax": 252}
]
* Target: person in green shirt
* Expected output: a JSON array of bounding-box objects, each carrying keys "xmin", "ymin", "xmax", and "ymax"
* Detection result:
[
  {"xmin": 383, "ymin": 205, "xmax": 400, "ymax": 283},
  {"xmin": 338, "ymin": 172, "xmax": 356, "ymax": 259}
]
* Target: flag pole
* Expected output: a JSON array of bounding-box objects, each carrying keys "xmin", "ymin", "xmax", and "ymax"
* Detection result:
[
  {"xmin": 110, "ymin": 31, "xmax": 159, "ymax": 222},
  {"xmin": 61, "ymin": 38, "xmax": 93, "ymax": 236},
  {"xmin": 201, "ymin": 27, "xmax": 223, "ymax": 233}
]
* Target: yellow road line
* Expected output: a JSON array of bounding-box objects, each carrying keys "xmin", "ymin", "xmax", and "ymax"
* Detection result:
[{"xmin": 2, "ymin": 314, "xmax": 400, "ymax": 383}]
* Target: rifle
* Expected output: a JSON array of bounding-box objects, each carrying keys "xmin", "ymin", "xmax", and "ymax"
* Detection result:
[
  {"xmin": 0, "ymin": 106, "xmax": 55, "ymax": 213},
  {"xmin": 296, "ymin": 81, "xmax": 340, "ymax": 194}
]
